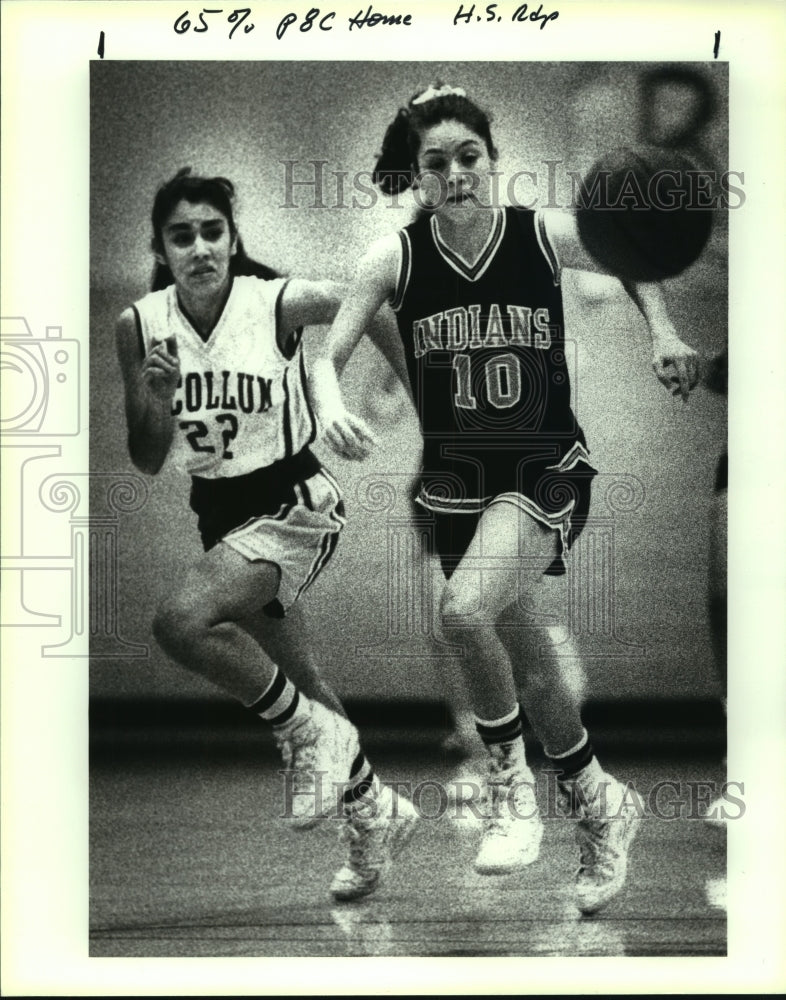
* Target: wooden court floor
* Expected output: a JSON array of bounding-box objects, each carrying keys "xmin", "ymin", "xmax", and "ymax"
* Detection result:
[{"xmin": 90, "ymin": 746, "xmax": 726, "ymax": 958}]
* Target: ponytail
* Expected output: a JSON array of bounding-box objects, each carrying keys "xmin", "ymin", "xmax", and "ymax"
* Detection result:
[{"xmin": 373, "ymin": 106, "xmax": 418, "ymax": 195}]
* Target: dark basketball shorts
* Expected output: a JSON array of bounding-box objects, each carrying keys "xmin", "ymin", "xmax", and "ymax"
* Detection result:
[
  {"xmin": 189, "ymin": 449, "xmax": 345, "ymax": 617},
  {"xmin": 414, "ymin": 441, "xmax": 598, "ymax": 579}
]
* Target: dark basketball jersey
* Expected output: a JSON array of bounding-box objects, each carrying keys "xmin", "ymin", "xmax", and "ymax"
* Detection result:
[{"xmin": 391, "ymin": 206, "xmax": 590, "ymax": 513}]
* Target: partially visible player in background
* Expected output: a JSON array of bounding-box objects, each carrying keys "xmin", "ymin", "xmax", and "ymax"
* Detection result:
[
  {"xmin": 310, "ymin": 84, "xmax": 702, "ymax": 915},
  {"xmin": 703, "ymin": 343, "xmax": 728, "ymax": 826},
  {"xmin": 115, "ymin": 168, "xmax": 417, "ymax": 902}
]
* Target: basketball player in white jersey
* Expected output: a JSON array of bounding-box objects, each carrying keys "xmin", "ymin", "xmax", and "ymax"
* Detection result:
[
  {"xmin": 115, "ymin": 168, "xmax": 416, "ymax": 902},
  {"xmin": 309, "ymin": 85, "xmax": 701, "ymax": 915}
]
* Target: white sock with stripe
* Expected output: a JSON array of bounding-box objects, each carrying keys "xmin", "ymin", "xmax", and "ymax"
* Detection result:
[
  {"xmin": 474, "ymin": 705, "xmax": 530, "ymax": 773},
  {"xmin": 247, "ymin": 666, "xmax": 310, "ymax": 728}
]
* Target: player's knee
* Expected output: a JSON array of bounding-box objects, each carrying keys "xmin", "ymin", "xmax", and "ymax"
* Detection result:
[
  {"xmin": 439, "ymin": 585, "xmax": 479, "ymax": 634},
  {"xmin": 152, "ymin": 596, "xmax": 206, "ymax": 659}
]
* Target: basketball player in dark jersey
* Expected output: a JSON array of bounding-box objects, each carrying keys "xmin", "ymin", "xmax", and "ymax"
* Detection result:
[
  {"xmin": 115, "ymin": 169, "xmax": 417, "ymax": 903},
  {"xmin": 310, "ymin": 84, "xmax": 700, "ymax": 914}
]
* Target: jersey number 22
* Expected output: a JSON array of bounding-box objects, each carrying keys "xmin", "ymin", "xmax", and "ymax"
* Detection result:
[{"xmin": 180, "ymin": 413, "xmax": 239, "ymax": 458}]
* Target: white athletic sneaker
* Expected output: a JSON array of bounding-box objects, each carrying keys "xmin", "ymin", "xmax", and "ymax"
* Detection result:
[
  {"xmin": 330, "ymin": 786, "xmax": 419, "ymax": 902},
  {"xmin": 274, "ymin": 700, "xmax": 360, "ymax": 829},
  {"xmin": 573, "ymin": 777, "xmax": 644, "ymax": 915},
  {"xmin": 473, "ymin": 743, "xmax": 544, "ymax": 875}
]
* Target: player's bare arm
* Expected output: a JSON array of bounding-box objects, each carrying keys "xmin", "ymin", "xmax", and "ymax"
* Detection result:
[
  {"xmin": 330, "ymin": 235, "xmax": 400, "ymax": 376},
  {"xmin": 541, "ymin": 208, "xmax": 699, "ymax": 402},
  {"xmin": 365, "ymin": 305, "xmax": 415, "ymax": 410},
  {"xmin": 278, "ymin": 274, "xmax": 406, "ymax": 391},
  {"xmin": 309, "ymin": 236, "xmax": 399, "ymax": 460},
  {"xmin": 115, "ymin": 307, "xmax": 179, "ymax": 475},
  {"xmin": 278, "ymin": 278, "xmax": 345, "ymax": 334},
  {"xmin": 620, "ymin": 280, "xmax": 700, "ymax": 400}
]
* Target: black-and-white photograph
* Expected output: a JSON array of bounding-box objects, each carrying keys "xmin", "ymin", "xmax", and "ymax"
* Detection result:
[
  {"xmin": 89, "ymin": 59, "xmax": 729, "ymax": 958},
  {"xmin": 2, "ymin": 1, "xmax": 785, "ymax": 994}
]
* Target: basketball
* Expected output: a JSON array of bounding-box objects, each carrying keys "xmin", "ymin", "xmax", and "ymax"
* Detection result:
[{"xmin": 575, "ymin": 147, "xmax": 714, "ymax": 281}]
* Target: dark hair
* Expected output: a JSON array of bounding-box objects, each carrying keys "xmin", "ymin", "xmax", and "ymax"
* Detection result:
[
  {"xmin": 150, "ymin": 167, "xmax": 279, "ymax": 290},
  {"xmin": 373, "ymin": 85, "xmax": 498, "ymax": 196}
]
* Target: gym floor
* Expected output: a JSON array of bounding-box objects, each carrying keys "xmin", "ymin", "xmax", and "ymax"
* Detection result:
[{"xmin": 90, "ymin": 729, "xmax": 726, "ymax": 959}]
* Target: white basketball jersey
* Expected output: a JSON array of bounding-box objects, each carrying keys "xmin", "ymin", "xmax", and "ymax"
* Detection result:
[{"xmin": 133, "ymin": 276, "xmax": 317, "ymax": 478}]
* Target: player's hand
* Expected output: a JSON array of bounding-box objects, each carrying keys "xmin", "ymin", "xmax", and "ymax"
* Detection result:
[
  {"xmin": 141, "ymin": 337, "xmax": 180, "ymax": 401},
  {"xmin": 320, "ymin": 405, "xmax": 378, "ymax": 461},
  {"xmin": 651, "ymin": 329, "xmax": 700, "ymax": 403}
]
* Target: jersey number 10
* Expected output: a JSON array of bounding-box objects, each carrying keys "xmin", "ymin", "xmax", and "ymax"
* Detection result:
[{"xmin": 453, "ymin": 352, "xmax": 523, "ymax": 410}]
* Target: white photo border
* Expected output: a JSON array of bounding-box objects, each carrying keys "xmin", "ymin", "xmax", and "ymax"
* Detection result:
[{"xmin": 2, "ymin": 0, "xmax": 785, "ymax": 994}]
